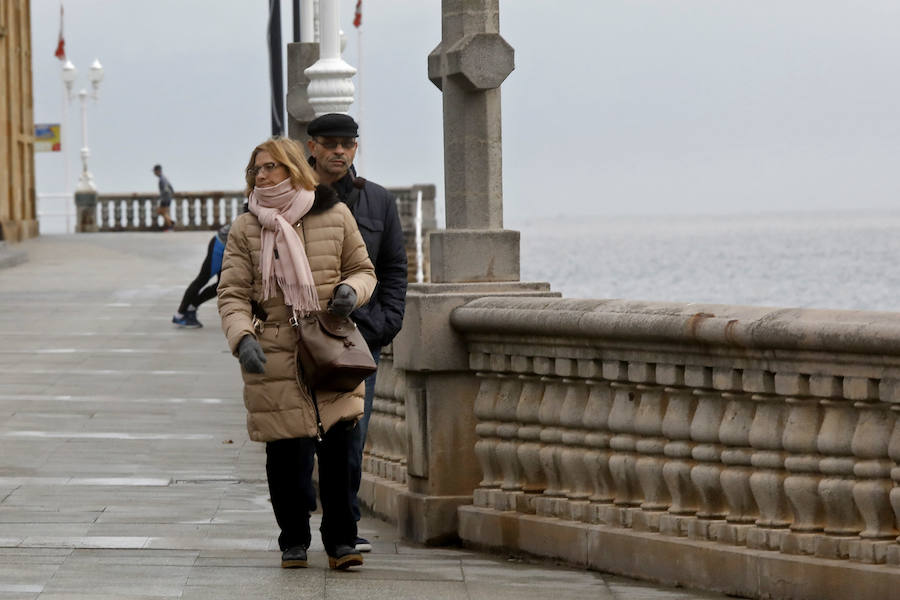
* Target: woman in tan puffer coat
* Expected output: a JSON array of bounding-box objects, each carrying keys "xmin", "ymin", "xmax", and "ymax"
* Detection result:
[{"xmin": 217, "ymin": 137, "xmax": 375, "ymax": 571}]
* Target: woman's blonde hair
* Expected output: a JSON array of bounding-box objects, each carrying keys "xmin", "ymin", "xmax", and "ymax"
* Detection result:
[{"xmin": 244, "ymin": 136, "xmax": 318, "ymax": 195}]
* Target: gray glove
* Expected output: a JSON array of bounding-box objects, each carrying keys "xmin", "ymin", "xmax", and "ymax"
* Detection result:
[
  {"xmin": 238, "ymin": 335, "xmax": 266, "ymax": 374},
  {"xmin": 328, "ymin": 284, "xmax": 357, "ymax": 318}
]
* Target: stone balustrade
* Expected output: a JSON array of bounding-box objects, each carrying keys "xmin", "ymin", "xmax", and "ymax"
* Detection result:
[
  {"xmin": 95, "ymin": 191, "xmax": 245, "ymax": 231},
  {"xmin": 433, "ymin": 297, "xmax": 900, "ymax": 599}
]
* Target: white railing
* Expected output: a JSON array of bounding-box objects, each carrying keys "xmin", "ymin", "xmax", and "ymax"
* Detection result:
[{"xmin": 36, "ymin": 193, "xmax": 76, "ymax": 234}]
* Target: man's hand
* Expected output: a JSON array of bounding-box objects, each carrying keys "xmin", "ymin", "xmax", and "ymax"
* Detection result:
[
  {"xmin": 328, "ymin": 284, "xmax": 357, "ymax": 318},
  {"xmin": 238, "ymin": 335, "xmax": 267, "ymax": 374}
]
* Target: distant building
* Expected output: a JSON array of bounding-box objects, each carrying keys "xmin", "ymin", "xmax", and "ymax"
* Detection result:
[{"xmin": 0, "ymin": 0, "xmax": 38, "ymax": 242}]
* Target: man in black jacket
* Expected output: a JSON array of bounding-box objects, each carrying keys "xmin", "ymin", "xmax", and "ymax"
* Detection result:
[{"xmin": 306, "ymin": 114, "xmax": 408, "ymax": 552}]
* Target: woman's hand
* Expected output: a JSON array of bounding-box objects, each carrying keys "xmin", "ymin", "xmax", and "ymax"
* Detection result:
[
  {"xmin": 328, "ymin": 284, "xmax": 357, "ymax": 318},
  {"xmin": 238, "ymin": 335, "xmax": 267, "ymax": 374}
]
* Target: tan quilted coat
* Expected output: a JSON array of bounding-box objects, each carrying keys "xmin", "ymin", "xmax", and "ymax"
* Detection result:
[{"xmin": 217, "ymin": 190, "xmax": 376, "ymax": 442}]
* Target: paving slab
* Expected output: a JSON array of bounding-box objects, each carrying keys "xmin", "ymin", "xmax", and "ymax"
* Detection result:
[{"xmin": 0, "ymin": 233, "xmax": 735, "ymax": 599}]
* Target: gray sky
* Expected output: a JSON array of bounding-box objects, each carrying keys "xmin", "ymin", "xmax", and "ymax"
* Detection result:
[{"xmin": 30, "ymin": 1, "xmax": 900, "ymax": 225}]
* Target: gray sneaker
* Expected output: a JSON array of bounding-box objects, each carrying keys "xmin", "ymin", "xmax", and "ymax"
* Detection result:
[{"xmin": 355, "ymin": 536, "xmax": 372, "ymax": 552}]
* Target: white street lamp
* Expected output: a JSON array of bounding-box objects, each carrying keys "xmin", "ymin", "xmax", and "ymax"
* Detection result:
[
  {"xmin": 60, "ymin": 58, "xmax": 104, "ymax": 193},
  {"xmin": 89, "ymin": 59, "xmax": 104, "ymax": 99}
]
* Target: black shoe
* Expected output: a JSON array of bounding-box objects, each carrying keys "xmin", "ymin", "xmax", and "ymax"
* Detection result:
[
  {"xmin": 281, "ymin": 545, "xmax": 308, "ymax": 568},
  {"xmin": 354, "ymin": 536, "xmax": 372, "ymax": 552},
  {"xmin": 328, "ymin": 544, "xmax": 363, "ymax": 570}
]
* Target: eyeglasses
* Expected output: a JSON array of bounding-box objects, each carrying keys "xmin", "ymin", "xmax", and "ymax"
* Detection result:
[
  {"xmin": 314, "ymin": 138, "xmax": 358, "ymax": 150},
  {"xmin": 247, "ymin": 162, "xmax": 283, "ymax": 177}
]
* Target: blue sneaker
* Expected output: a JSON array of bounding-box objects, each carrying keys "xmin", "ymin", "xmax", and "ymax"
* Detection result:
[{"xmin": 172, "ymin": 313, "xmax": 202, "ymax": 328}]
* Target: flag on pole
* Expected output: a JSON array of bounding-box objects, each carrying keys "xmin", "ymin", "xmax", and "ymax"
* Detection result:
[
  {"xmin": 353, "ymin": 0, "xmax": 362, "ymax": 28},
  {"xmin": 54, "ymin": 4, "xmax": 66, "ymax": 61}
]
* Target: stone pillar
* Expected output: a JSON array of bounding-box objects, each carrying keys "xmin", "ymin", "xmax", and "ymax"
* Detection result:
[
  {"xmin": 389, "ymin": 0, "xmax": 557, "ymax": 545},
  {"xmin": 286, "ymin": 41, "xmax": 319, "ymax": 144},
  {"xmin": 426, "ymin": 0, "xmax": 517, "ymax": 282},
  {"xmin": 74, "ymin": 190, "xmax": 98, "ymax": 233}
]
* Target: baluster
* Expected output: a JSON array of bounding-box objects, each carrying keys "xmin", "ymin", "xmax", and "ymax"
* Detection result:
[
  {"xmin": 688, "ymin": 389, "xmax": 728, "ymax": 540},
  {"xmin": 215, "ymin": 196, "xmax": 226, "ymax": 227},
  {"xmin": 660, "ymin": 384, "xmax": 699, "ymax": 538},
  {"xmin": 490, "ymin": 376, "xmax": 524, "ymax": 511},
  {"xmin": 633, "ymin": 385, "xmax": 670, "ymax": 532},
  {"xmin": 125, "ymin": 198, "xmax": 135, "ymax": 230},
  {"xmin": 535, "ymin": 378, "xmax": 567, "ymax": 517},
  {"xmin": 473, "ymin": 373, "xmax": 502, "ymax": 507},
  {"xmin": 748, "ymin": 394, "xmax": 792, "ymax": 551},
  {"xmin": 583, "ymin": 379, "xmax": 615, "ymax": 524},
  {"xmin": 96, "ymin": 199, "xmax": 106, "ymax": 229},
  {"xmin": 515, "ymin": 376, "xmax": 546, "ymax": 514},
  {"xmin": 849, "ymin": 398, "xmax": 896, "ymax": 562},
  {"xmin": 369, "ymin": 355, "xmax": 394, "ymax": 478},
  {"xmin": 390, "ymin": 364, "xmax": 407, "ymax": 483},
  {"xmin": 717, "ymin": 391, "xmax": 758, "ymax": 545},
  {"xmin": 888, "ymin": 407, "xmax": 900, "ymax": 564},
  {"xmin": 559, "ymin": 380, "xmax": 590, "ymax": 521},
  {"xmin": 112, "ymin": 198, "xmax": 122, "ymax": 230},
  {"xmin": 199, "ymin": 196, "xmax": 209, "ymax": 228},
  {"xmin": 607, "ymin": 381, "xmax": 641, "ymax": 520},
  {"xmin": 816, "ymin": 394, "xmax": 862, "ymax": 559},
  {"xmin": 495, "ymin": 373, "xmax": 528, "ymax": 506},
  {"xmin": 780, "ymin": 396, "xmax": 823, "ymax": 556},
  {"xmin": 138, "ymin": 198, "xmax": 148, "ymax": 229}
]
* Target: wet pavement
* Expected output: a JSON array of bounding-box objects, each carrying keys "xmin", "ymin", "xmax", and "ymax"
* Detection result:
[{"xmin": 0, "ymin": 232, "xmax": 734, "ymax": 599}]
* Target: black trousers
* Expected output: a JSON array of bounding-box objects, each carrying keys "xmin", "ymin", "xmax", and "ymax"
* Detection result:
[
  {"xmin": 177, "ymin": 237, "xmax": 219, "ymax": 314},
  {"xmin": 265, "ymin": 423, "xmax": 357, "ymax": 555}
]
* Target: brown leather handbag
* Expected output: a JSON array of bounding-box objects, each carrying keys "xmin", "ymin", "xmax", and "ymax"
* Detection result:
[{"xmin": 292, "ymin": 311, "xmax": 377, "ymax": 392}]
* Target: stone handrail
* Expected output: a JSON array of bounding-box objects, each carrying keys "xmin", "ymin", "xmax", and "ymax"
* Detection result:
[{"xmin": 443, "ymin": 297, "xmax": 900, "ymax": 599}]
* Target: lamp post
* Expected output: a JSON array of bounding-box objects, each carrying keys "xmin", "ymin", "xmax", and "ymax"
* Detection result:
[
  {"xmin": 304, "ymin": 0, "xmax": 355, "ymax": 115},
  {"xmin": 63, "ymin": 59, "xmax": 104, "ymax": 232},
  {"xmin": 61, "ymin": 59, "xmax": 104, "ymax": 193}
]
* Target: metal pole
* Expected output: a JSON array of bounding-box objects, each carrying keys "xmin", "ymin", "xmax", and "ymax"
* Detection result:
[
  {"xmin": 415, "ymin": 189, "xmax": 424, "ymax": 283},
  {"xmin": 356, "ymin": 26, "xmax": 363, "ymax": 173},
  {"xmin": 268, "ymin": 0, "xmax": 285, "ymax": 136},
  {"xmin": 61, "ymin": 81, "xmax": 71, "ymax": 231},
  {"xmin": 300, "ymin": 0, "xmax": 315, "ymax": 42},
  {"xmin": 76, "ymin": 89, "xmax": 95, "ymax": 192}
]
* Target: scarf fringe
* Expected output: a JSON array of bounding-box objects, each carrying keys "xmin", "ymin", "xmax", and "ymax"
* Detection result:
[{"xmin": 275, "ymin": 277, "xmax": 320, "ymax": 313}]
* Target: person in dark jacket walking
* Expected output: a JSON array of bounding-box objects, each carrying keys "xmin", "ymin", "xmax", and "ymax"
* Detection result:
[
  {"xmin": 305, "ymin": 113, "xmax": 408, "ymax": 552},
  {"xmin": 172, "ymin": 223, "xmax": 230, "ymax": 328}
]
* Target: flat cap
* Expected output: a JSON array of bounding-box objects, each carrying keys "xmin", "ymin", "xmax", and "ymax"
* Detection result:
[{"xmin": 307, "ymin": 113, "xmax": 359, "ymax": 138}]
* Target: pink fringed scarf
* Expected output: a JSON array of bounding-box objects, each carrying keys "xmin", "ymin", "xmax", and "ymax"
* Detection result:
[{"xmin": 248, "ymin": 178, "xmax": 320, "ymax": 315}]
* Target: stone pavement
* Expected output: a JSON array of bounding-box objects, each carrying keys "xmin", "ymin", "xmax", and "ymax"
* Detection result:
[{"xmin": 0, "ymin": 233, "xmax": 734, "ymax": 599}]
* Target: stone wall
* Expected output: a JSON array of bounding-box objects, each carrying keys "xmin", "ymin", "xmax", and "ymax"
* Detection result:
[
  {"xmin": 361, "ymin": 296, "xmax": 900, "ymax": 600},
  {"xmin": 0, "ymin": 0, "xmax": 38, "ymax": 242}
]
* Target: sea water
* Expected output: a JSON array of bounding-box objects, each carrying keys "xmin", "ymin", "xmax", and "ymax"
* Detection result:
[{"xmin": 515, "ymin": 211, "xmax": 900, "ymax": 312}]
